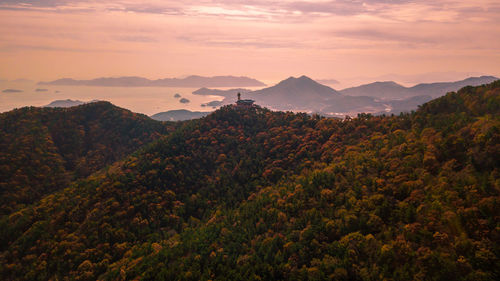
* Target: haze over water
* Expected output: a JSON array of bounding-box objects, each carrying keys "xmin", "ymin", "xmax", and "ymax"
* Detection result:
[{"xmin": 0, "ymin": 80, "xmax": 232, "ymax": 115}]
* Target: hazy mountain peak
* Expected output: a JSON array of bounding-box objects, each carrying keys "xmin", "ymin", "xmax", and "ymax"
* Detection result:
[
  {"xmin": 243, "ymin": 75, "xmax": 342, "ymax": 111},
  {"xmin": 281, "ymin": 75, "xmax": 315, "ymax": 82},
  {"xmin": 277, "ymin": 75, "xmax": 329, "ymax": 87},
  {"xmin": 340, "ymin": 75, "xmax": 499, "ymax": 100},
  {"xmin": 280, "ymin": 76, "xmax": 298, "ymax": 83},
  {"xmin": 463, "ymin": 75, "xmax": 497, "ymax": 82}
]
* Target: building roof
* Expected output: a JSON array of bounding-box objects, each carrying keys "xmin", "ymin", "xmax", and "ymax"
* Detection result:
[{"xmin": 237, "ymin": 99, "xmax": 254, "ymax": 104}]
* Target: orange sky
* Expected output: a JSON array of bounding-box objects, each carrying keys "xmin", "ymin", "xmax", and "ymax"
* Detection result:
[{"xmin": 1, "ymin": 0, "xmax": 499, "ymax": 85}]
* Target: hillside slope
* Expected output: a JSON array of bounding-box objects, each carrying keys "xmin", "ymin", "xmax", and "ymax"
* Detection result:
[
  {"xmin": 0, "ymin": 102, "xmax": 174, "ymax": 215},
  {"xmin": 1, "ymin": 82, "xmax": 499, "ymax": 280},
  {"xmin": 115, "ymin": 81, "xmax": 500, "ymax": 280}
]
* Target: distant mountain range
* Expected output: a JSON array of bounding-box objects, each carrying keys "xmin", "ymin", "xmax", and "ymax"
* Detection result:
[
  {"xmin": 212, "ymin": 76, "xmax": 384, "ymax": 115},
  {"xmin": 192, "ymin": 75, "xmax": 498, "ymax": 116},
  {"xmin": 39, "ymin": 75, "xmax": 266, "ymax": 88},
  {"xmin": 340, "ymin": 76, "xmax": 498, "ymax": 99},
  {"xmin": 151, "ymin": 109, "xmax": 210, "ymax": 121},
  {"xmin": 49, "ymin": 75, "xmax": 494, "ymax": 121},
  {"xmin": 60, "ymin": 72, "xmax": 496, "ymax": 122}
]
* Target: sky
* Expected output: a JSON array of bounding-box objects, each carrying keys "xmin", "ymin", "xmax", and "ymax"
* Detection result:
[{"xmin": 1, "ymin": 0, "xmax": 499, "ymax": 85}]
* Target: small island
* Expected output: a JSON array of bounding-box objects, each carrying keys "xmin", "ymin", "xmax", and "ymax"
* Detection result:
[{"xmin": 2, "ymin": 89, "xmax": 23, "ymax": 93}]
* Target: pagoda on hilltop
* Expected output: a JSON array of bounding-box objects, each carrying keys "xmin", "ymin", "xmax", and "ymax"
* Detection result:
[{"xmin": 235, "ymin": 92, "xmax": 255, "ymax": 108}]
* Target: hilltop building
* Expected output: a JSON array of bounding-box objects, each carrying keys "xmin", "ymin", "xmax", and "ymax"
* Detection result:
[{"xmin": 235, "ymin": 92, "xmax": 255, "ymax": 108}]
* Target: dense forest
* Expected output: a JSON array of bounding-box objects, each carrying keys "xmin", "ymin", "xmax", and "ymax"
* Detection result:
[
  {"xmin": 0, "ymin": 81, "xmax": 499, "ymax": 280},
  {"xmin": 0, "ymin": 102, "xmax": 176, "ymax": 215}
]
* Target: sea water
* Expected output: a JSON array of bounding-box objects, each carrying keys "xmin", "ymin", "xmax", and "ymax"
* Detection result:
[{"xmin": 0, "ymin": 80, "xmax": 237, "ymax": 116}]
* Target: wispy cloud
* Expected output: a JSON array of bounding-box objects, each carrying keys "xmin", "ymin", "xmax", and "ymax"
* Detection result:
[
  {"xmin": 330, "ymin": 29, "xmax": 439, "ymax": 45},
  {"xmin": 2, "ymin": 1, "xmax": 499, "ymax": 23},
  {"xmin": 177, "ymin": 35, "xmax": 306, "ymax": 49},
  {"xmin": 0, "ymin": 43, "xmax": 130, "ymax": 53}
]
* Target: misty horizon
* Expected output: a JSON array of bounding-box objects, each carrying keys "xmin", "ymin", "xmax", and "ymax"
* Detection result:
[
  {"xmin": 2, "ymin": 71, "xmax": 498, "ymax": 89},
  {"xmin": 1, "ymin": 74, "xmax": 497, "ymax": 117}
]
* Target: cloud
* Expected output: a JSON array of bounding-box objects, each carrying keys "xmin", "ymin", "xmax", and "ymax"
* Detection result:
[
  {"xmin": 113, "ymin": 35, "xmax": 157, "ymax": 43},
  {"xmin": 1, "ymin": 1, "xmax": 499, "ymax": 24},
  {"xmin": 0, "ymin": 0, "xmax": 68, "ymax": 7},
  {"xmin": 109, "ymin": 2, "xmax": 185, "ymax": 16},
  {"xmin": 283, "ymin": 0, "xmax": 367, "ymax": 16},
  {"xmin": 330, "ymin": 29, "xmax": 438, "ymax": 45},
  {"xmin": 177, "ymin": 35, "xmax": 306, "ymax": 49},
  {"xmin": 0, "ymin": 44, "xmax": 130, "ymax": 53}
]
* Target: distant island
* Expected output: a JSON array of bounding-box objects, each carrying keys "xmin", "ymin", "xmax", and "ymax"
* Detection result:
[
  {"xmin": 151, "ymin": 109, "xmax": 210, "ymax": 121},
  {"xmin": 39, "ymin": 75, "xmax": 266, "ymax": 88},
  {"xmin": 44, "ymin": 99, "xmax": 94, "ymax": 108},
  {"xmin": 202, "ymin": 100, "xmax": 224, "ymax": 108},
  {"xmin": 2, "ymin": 89, "xmax": 23, "ymax": 93}
]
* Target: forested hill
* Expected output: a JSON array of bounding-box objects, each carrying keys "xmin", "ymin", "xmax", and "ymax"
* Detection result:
[
  {"xmin": 1, "ymin": 81, "xmax": 499, "ymax": 280},
  {"xmin": 0, "ymin": 101, "xmax": 175, "ymax": 215}
]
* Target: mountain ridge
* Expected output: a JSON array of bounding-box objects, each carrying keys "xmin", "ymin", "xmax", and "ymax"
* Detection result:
[
  {"xmin": 226, "ymin": 75, "xmax": 374, "ymax": 113},
  {"xmin": 202, "ymin": 75, "xmax": 498, "ymax": 115},
  {"xmin": 39, "ymin": 75, "xmax": 267, "ymax": 88},
  {"xmin": 340, "ymin": 75, "xmax": 498, "ymax": 99}
]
